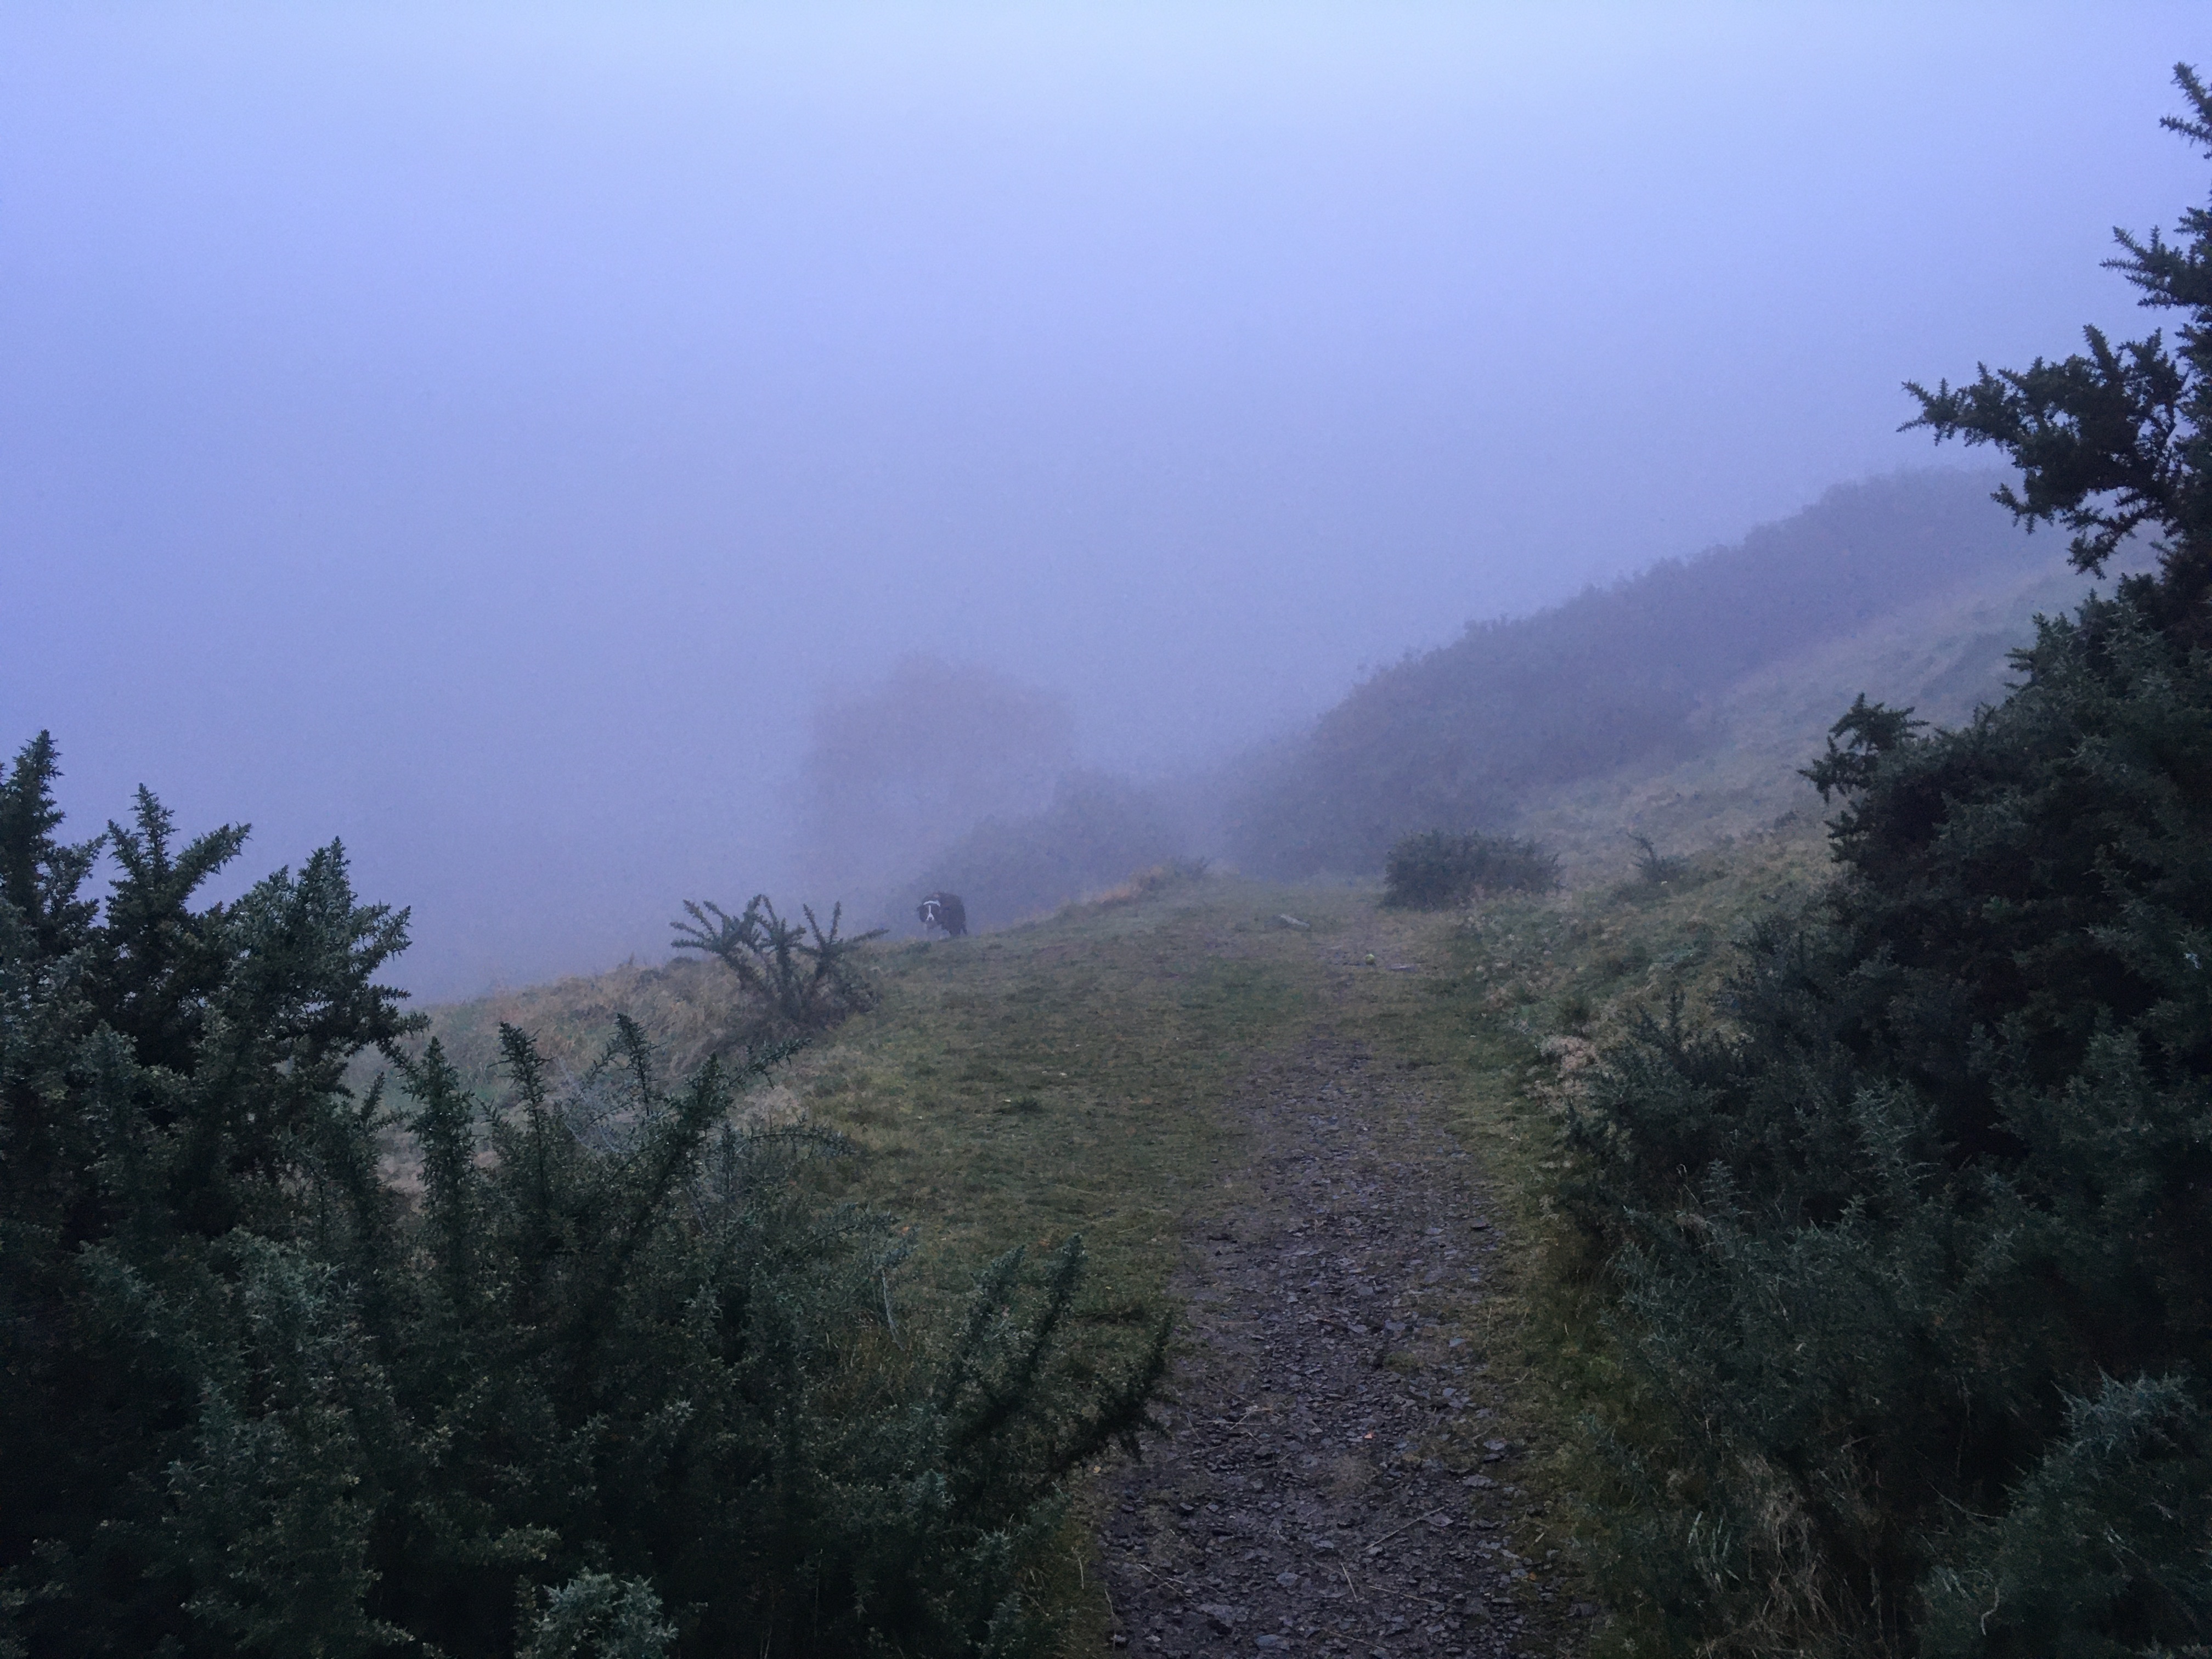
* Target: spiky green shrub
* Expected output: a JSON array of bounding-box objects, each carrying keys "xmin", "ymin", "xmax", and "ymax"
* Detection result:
[
  {"xmin": 1562, "ymin": 592, "xmax": 2212, "ymax": 1654},
  {"xmin": 0, "ymin": 735, "xmax": 1165, "ymax": 1659},
  {"xmin": 1381, "ymin": 829, "xmax": 1559, "ymax": 909},
  {"xmin": 1556, "ymin": 69, "xmax": 2212, "ymax": 1656},
  {"xmin": 672, "ymin": 894, "xmax": 884, "ymax": 1046}
]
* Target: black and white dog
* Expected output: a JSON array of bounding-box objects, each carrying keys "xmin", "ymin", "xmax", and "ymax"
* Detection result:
[{"xmin": 916, "ymin": 891, "xmax": 968, "ymax": 938}]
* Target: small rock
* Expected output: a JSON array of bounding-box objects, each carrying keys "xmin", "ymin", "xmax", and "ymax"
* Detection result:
[
  {"xmin": 1482, "ymin": 1440, "xmax": 1508, "ymax": 1453},
  {"xmin": 1274, "ymin": 1571, "xmax": 1301, "ymax": 1589},
  {"xmin": 1200, "ymin": 1604, "xmax": 1245, "ymax": 1635},
  {"xmin": 1569, "ymin": 1601, "xmax": 1599, "ymax": 1619},
  {"xmin": 1255, "ymin": 1637, "xmax": 1286, "ymax": 1651},
  {"xmin": 1110, "ymin": 1637, "xmax": 1128, "ymax": 1649}
]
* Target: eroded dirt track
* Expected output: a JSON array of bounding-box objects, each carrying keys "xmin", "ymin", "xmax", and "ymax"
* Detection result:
[{"xmin": 1094, "ymin": 1035, "xmax": 1589, "ymax": 1659}]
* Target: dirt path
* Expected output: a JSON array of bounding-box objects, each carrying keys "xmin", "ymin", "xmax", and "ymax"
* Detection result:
[{"xmin": 1092, "ymin": 1030, "xmax": 1591, "ymax": 1659}]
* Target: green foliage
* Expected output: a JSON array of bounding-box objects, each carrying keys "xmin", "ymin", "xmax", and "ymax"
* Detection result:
[
  {"xmin": 1921, "ymin": 1375, "xmax": 2212, "ymax": 1659},
  {"xmin": 1380, "ymin": 829, "xmax": 1559, "ymax": 908},
  {"xmin": 1798, "ymin": 691, "xmax": 1927, "ymax": 800},
  {"xmin": 1, "ymin": 735, "xmax": 1165, "ymax": 1659},
  {"xmin": 1558, "ymin": 72, "xmax": 2212, "ymax": 1656},
  {"xmin": 672, "ymin": 894, "xmax": 884, "ymax": 1045},
  {"xmin": 1906, "ymin": 63, "xmax": 2212, "ymax": 642},
  {"xmin": 517, "ymin": 1575, "xmax": 676, "ymax": 1659}
]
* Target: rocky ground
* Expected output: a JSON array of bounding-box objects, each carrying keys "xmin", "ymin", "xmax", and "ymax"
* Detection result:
[{"xmin": 1093, "ymin": 1035, "xmax": 1592, "ymax": 1659}]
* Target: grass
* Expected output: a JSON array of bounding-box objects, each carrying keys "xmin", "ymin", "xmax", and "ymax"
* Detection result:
[
  {"xmin": 1500, "ymin": 549, "xmax": 2101, "ymax": 882},
  {"xmin": 390, "ymin": 870, "xmax": 1323, "ymax": 1335},
  {"xmin": 383, "ymin": 817, "xmax": 1838, "ymax": 1654}
]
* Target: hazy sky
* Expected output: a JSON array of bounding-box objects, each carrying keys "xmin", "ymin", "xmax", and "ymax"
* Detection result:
[{"xmin": 3, "ymin": 2, "xmax": 2203, "ymax": 994}]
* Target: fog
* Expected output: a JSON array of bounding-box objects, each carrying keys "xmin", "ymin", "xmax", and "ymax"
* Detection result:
[{"xmin": 3, "ymin": 2, "xmax": 2202, "ymax": 994}]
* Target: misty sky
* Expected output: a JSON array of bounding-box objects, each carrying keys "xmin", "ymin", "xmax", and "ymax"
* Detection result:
[{"xmin": 4, "ymin": 2, "xmax": 2204, "ymax": 995}]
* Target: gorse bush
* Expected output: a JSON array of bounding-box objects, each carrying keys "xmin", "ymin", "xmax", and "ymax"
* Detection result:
[
  {"xmin": 672, "ymin": 894, "xmax": 883, "ymax": 1046},
  {"xmin": 1381, "ymin": 830, "xmax": 1559, "ymax": 909},
  {"xmin": 0, "ymin": 735, "xmax": 1166, "ymax": 1659},
  {"xmin": 1558, "ymin": 67, "xmax": 2212, "ymax": 1657}
]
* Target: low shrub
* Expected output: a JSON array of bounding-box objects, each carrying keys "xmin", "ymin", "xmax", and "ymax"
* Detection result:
[
  {"xmin": 0, "ymin": 736, "xmax": 1167, "ymax": 1659},
  {"xmin": 1381, "ymin": 830, "xmax": 1559, "ymax": 908},
  {"xmin": 672, "ymin": 894, "xmax": 883, "ymax": 1046},
  {"xmin": 1626, "ymin": 833, "xmax": 1685, "ymax": 885},
  {"xmin": 1554, "ymin": 76, "xmax": 2212, "ymax": 1651}
]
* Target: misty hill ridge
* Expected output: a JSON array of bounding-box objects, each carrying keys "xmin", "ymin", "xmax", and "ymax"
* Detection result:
[
  {"xmin": 1504, "ymin": 540, "xmax": 2111, "ymax": 872},
  {"xmin": 1227, "ymin": 469, "xmax": 2038, "ymax": 877}
]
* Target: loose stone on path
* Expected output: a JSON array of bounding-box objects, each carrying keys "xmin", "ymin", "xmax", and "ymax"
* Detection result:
[{"xmin": 1091, "ymin": 1037, "xmax": 1589, "ymax": 1658}]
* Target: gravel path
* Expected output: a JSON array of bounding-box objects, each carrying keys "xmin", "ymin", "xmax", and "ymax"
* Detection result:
[{"xmin": 1094, "ymin": 1035, "xmax": 1590, "ymax": 1659}]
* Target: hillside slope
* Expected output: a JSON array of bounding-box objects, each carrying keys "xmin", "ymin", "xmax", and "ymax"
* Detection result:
[
  {"xmin": 1227, "ymin": 469, "xmax": 2038, "ymax": 877},
  {"xmin": 1501, "ymin": 541, "xmax": 2114, "ymax": 876}
]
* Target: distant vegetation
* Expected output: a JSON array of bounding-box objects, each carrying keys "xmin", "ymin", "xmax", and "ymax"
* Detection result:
[
  {"xmin": 1380, "ymin": 829, "xmax": 1559, "ymax": 909},
  {"xmin": 1556, "ymin": 71, "xmax": 2212, "ymax": 1655},
  {"xmin": 905, "ymin": 772, "xmax": 1191, "ymax": 933},
  {"xmin": 798, "ymin": 656, "xmax": 1074, "ymax": 901},
  {"xmin": 0, "ymin": 738, "xmax": 1163, "ymax": 1659},
  {"xmin": 1625, "ymin": 832, "xmax": 1686, "ymax": 886},
  {"xmin": 1229, "ymin": 467, "xmax": 2032, "ymax": 877}
]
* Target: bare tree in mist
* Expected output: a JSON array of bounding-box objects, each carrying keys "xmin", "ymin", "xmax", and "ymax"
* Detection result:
[{"xmin": 797, "ymin": 656, "xmax": 1074, "ymax": 895}]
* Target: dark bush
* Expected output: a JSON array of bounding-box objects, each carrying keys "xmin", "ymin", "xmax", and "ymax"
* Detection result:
[
  {"xmin": 1557, "ymin": 71, "xmax": 2212, "ymax": 1655},
  {"xmin": 672, "ymin": 894, "xmax": 884, "ymax": 1046},
  {"xmin": 0, "ymin": 735, "xmax": 1165, "ymax": 1659},
  {"xmin": 1381, "ymin": 830, "xmax": 1559, "ymax": 908},
  {"xmin": 1626, "ymin": 833, "xmax": 1684, "ymax": 886}
]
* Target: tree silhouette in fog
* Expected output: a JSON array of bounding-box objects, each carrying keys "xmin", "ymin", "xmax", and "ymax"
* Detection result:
[{"xmin": 798, "ymin": 657, "xmax": 1073, "ymax": 895}]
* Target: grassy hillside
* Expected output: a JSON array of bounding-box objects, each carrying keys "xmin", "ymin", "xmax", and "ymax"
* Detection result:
[
  {"xmin": 402, "ymin": 873, "xmax": 1318, "ymax": 1325},
  {"xmin": 844, "ymin": 470, "xmax": 2070, "ymax": 939},
  {"xmin": 377, "ymin": 471, "xmax": 2162, "ymax": 1654},
  {"xmin": 1227, "ymin": 469, "xmax": 2036, "ymax": 877},
  {"xmin": 391, "ymin": 816, "xmax": 1838, "ymax": 1634},
  {"xmin": 899, "ymin": 775, "xmax": 1193, "ymax": 935},
  {"xmin": 1500, "ymin": 540, "xmax": 2112, "ymax": 878}
]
